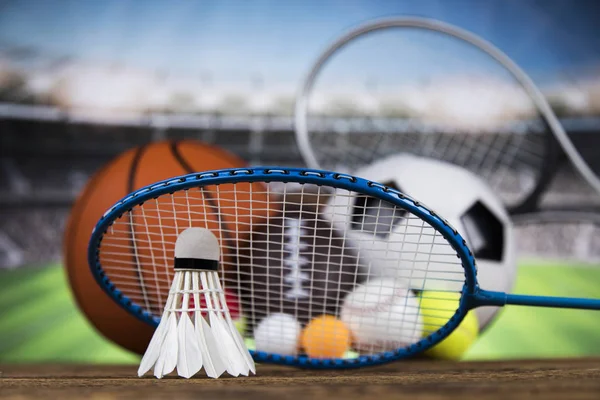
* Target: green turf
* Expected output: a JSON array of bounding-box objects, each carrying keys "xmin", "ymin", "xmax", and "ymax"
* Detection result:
[
  {"xmin": 0, "ymin": 261, "xmax": 599, "ymax": 363},
  {"xmin": 0, "ymin": 264, "xmax": 138, "ymax": 364},
  {"xmin": 464, "ymin": 261, "xmax": 600, "ymax": 360}
]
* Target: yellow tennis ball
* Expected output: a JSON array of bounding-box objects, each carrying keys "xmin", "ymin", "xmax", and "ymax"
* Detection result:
[
  {"xmin": 301, "ymin": 315, "xmax": 351, "ymax": 358},
  {"xmin": 244, "ymin": 337, "xmax": 256, "ymax": 351},
  {"xmin": 234, "ymin": 316, "xmax": 247, "ymax": 336},
  {"xmin": 343, "ymin": 350, "xmax": 359, "ymax": 359},
  {"xmin": 418, "ymin": 291, "xmax": 479, "ymax": 360}
]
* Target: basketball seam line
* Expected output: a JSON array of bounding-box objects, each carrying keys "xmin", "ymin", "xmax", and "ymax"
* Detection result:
[
  {"xmin": 128, "ymin": 144, "xmax": 149, "ymax": 309},
  {"xmin": 168, "ymin": 140, "xmax": 236, "ymax": 261}
]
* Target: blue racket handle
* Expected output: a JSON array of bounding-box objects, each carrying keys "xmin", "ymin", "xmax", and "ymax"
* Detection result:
[{"xmin": 470, "ymin": 289, "xmax": 600, "ymax": 310}]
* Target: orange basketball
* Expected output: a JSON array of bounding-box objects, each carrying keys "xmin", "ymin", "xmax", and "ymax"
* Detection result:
[{"xmin": 64, "ymin": 140, "xmax": 262, "ymax": 355}]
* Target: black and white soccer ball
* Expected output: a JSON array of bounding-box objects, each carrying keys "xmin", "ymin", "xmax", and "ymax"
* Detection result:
[{"xmin": 322, "ymin": 154, "xmax": 517, "ymax": 331}]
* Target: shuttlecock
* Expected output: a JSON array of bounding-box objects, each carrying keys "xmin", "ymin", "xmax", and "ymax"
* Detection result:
[{"xmin": 137, "ymin": 227, "xmax": 255, "ymax": 379}]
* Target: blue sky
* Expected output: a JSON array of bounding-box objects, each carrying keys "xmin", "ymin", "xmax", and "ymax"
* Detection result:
[{"xmin": 0, "ymin": 0, "xmax": 599, "ymax": 86}]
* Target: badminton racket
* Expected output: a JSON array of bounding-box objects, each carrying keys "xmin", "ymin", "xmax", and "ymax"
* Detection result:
[
  {"xmin": 294, "ymin": 16, "xmax": 600, "ymax": 215},
  {"xmin": 88, "ymin": 167, "xmax": 600, "ymax": 369}
]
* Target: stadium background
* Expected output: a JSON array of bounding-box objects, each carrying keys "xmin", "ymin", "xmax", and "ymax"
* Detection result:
[{"xmin": 0, "ymin": 0, "xmax": 599, "ymax": 364}]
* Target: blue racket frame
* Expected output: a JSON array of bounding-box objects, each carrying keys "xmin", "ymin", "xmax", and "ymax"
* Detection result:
[{"xmin": 88, "ymin": 167, "xmax": 479, "ymax": 368}]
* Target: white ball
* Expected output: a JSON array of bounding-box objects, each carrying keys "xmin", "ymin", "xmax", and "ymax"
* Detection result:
[
  {"xmin": 340, "ymin": 278, "xmax": 423, "ymax": 352},
  {"xmin": 254, "ymin": 313, "xmax": 302, "ymax": 355},
  {"xmin": 324, "ymin": 154, "xmax": 516, "ymax": 331}
]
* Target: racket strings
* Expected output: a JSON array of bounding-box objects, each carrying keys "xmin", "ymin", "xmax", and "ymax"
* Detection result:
[
  {"xmin": 98, "ymin": 182, "xmax": 466, "ymax": 357},
  {"xmin": 312, "ymin": 125, "xmax": 547, "ymax": 201}
]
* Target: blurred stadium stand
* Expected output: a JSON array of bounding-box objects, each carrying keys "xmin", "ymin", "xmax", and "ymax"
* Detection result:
[
  {"xmin": 1, "ymin": 43, "xmax": 599, "ymax": 268},
  {"xmin": 1, "ymin": 103, "xmax": 599, "ymax": 269},
  {"xmin": 0, "ymin": 108, "xmax": 303, "ymax": 268},
  {"xmin": 517, "ymin": 217, "xmax": 600, "ymax": 263}
]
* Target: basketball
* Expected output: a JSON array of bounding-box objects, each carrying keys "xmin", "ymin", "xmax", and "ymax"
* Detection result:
[{"xmin": 63, "ymin": 140, "xmax": 255, "ymax": 355}]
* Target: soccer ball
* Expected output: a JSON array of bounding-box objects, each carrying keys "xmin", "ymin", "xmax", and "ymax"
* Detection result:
[{"xmin": 322, "ymin": 154, "xmax": 516, "ymax": 331}]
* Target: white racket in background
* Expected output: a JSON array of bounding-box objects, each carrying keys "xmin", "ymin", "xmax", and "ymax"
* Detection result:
[{"xmin": 294, "ymin": 16, "xmax": 600, "ymax": 215}]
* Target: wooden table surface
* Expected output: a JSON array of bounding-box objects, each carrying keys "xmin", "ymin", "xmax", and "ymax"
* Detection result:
[{"xmin": 1, "ymin": 358, "xmax": 600, "ymax": 400}]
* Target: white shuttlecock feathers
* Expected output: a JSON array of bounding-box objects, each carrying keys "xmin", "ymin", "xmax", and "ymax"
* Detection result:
[{"xmin": 138, "ymin": 227, "xmax": 255, "ymax": 379}]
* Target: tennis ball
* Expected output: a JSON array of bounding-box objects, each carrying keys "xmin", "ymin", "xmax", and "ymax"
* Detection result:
[
  {"xmin": 244, "ymin": 337, "xmax": 256, "ymax": 351},
  {"xmin": 254, "ymin": 313, "xmax": 302, "ymax": 355},
  {"xmin": 418, "ymin": 291, "xmax": 479, "ymax": 360},
  {"xmin": 301, "ymin": 315, "xmax": 351, "ymax": 358},
  {"xmin": 343, "ymin": 350, "xmax": 359, "ymax": 359},
  {"xmin": 234, "ymin": 316, "xmax": 247, "ymax": 336}
]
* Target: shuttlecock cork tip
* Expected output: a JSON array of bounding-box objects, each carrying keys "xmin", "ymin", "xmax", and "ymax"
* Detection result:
[{"xmin": 174, "ymin": 228, "xmax": 220, "ymax": 271}]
